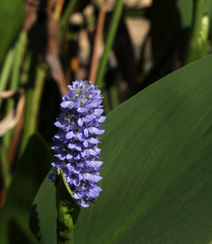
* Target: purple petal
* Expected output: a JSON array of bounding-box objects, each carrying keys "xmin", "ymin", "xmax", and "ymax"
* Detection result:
[
  {"xmin": 88, "ymin": 127, "xmax": 105, "ymax": 135},
  {"xmin": 68, "ymin": 143, "xmax": 75, "ymax": 148},
  {"xmin": 83, "ymin": 115, "xmax": 93, "ymax": 122},
  {"xmin": 83, "ymin": 140, "xmax": 88, "ymax": 147},
  {"xmin": 78, "ymin": 118, "xmax": 83, "ymax": 126},
  {"xmin": 84, "ymin": 128, "xmax": 89, "ymax": 137},
  {"xmin": 89, "ymin": 161, "xmax": 103, "ymax": 168},
  {"xmin": 66, "ymin": 154, "xmax": 73, "ymax": 160},
  {"xmin": 54, "ymin": 121, "xmax": 62, "ymax": 128},
  {"xmin": 79, "ymin": 199, "xmax": 89, "ymax": 208},
  {"xmin": 87, "ymin": 137, "xmax": 99, "ymax": 144},
  {"xmin": 61, "ymin": 101, "xmax": 74, "ymax": 108},
  {"xmin": 66, "ymin": 131, "xmax": 74, "ymax": 139},
  {"xmin": 98, "ymin": 116, "xmax": 106, "ymax": 123},
  {"xmin": 93, "ymin": 109, "xmax": 104, "ymax": 117}
]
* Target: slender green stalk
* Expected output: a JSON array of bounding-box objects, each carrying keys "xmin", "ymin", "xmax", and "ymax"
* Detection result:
[
  {"xmin": 0, "ymin": 48, "xmax": 15, "ymax": 109},
  {"xmin": 18, "ymin": 62, "xmax": 47, "ymax": 158},
  {"xmin": 0, "ymin": 145, "xmax": 11, "ymax": 190},
  {"xmin": 20, "ymin": 52, "xmax": 32, "ymax": 85},
  {"xmin": 28, "ymin": 63, "xmax": 47, "ymax": 136},
  {"xmin": 192, "ymin": 0, "xmax": 205, "ymax": 37},
  {"xmin": 59, "ymin": 0, "xmax": 78, "ymax": 36},
  {"xmin": 10, "ymin": 31, "xmax": 27, "ymax": 90},
  {"xmin": 183, "ymin": 0, "xmax": 208, "ymax": 65},
  {"xmin": 0, "ymin": 49, "xmax": 14, "ymax": 91},
  {"xmin": 95, "ymin": 0, "xmax": 123, "ymax": 88},
  {"xmin": 3, "ymin": 32, "xmax": 28, "ymax": 151},
  {"xmin": 59, "ymin": 0, "xmax": 78, "ymax": 57}
]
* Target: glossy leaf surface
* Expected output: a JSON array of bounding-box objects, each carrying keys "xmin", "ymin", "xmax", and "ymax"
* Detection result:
[{"xmin": 31, "ymin": 54, "xmax": 212, "ymax": 244}]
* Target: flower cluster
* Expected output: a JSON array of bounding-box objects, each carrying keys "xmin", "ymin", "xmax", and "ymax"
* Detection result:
[{"xmin": 48, "ymin": 80, "xmax": 105, "ymax": 207}]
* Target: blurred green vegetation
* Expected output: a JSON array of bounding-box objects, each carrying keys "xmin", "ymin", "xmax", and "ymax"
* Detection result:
[{"xmin": 1, "ymin": 0, "xmax": 212, "ymax": 243}]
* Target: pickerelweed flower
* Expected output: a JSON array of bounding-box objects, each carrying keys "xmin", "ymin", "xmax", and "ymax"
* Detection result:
[{"xmin": 48, "ymin": 79, "xmax": 105, "ymax": 207}]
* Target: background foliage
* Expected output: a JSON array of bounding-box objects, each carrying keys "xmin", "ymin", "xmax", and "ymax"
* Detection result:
[{"xmin": 1, "ymin": 0, "xmax": 212, "ymax": 243}]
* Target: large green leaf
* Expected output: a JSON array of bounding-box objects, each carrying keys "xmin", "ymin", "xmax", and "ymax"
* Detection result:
[
  {"xmin": 0, "ymin": 133, "xmax": 51, "ymax": 244},
  {"xmin": 31, "ymin": 53, "xmax": 212, "ymax": 244},
  {"xmin": 0, "ymin": 0, "xmax": 24, "ymax": 66}
]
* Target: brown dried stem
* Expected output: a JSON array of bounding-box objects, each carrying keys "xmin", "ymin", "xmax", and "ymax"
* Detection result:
[
  {"xmin": 0, "ymin": 90, "xmax": 25, "ymax": 137},
  {"xmin": 89, "ymin": 0, "xmax": 106, "ymax": 85},
  {"xmin": 54, "ymin": 0, "xmax": 65, "ymax": 22},
  {"xmin": 8, "ymin": 90, "xmax": 25, "ymax": 165}
]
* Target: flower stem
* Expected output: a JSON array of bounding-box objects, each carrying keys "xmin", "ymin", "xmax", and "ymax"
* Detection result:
[{"xmin": 55, "ymin": 168, "xmax": 80, "ymax": 244}]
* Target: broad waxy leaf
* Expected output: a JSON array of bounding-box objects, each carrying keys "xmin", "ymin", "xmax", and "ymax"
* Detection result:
[{"xmin": 31, "ymin": 53, "xmax": 212, "ymax": 244}]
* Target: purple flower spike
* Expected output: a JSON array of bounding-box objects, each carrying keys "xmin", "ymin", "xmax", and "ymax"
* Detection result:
[{"xmin": 48, "ymin": 80, "xmax": 105, "ymax": 207}]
